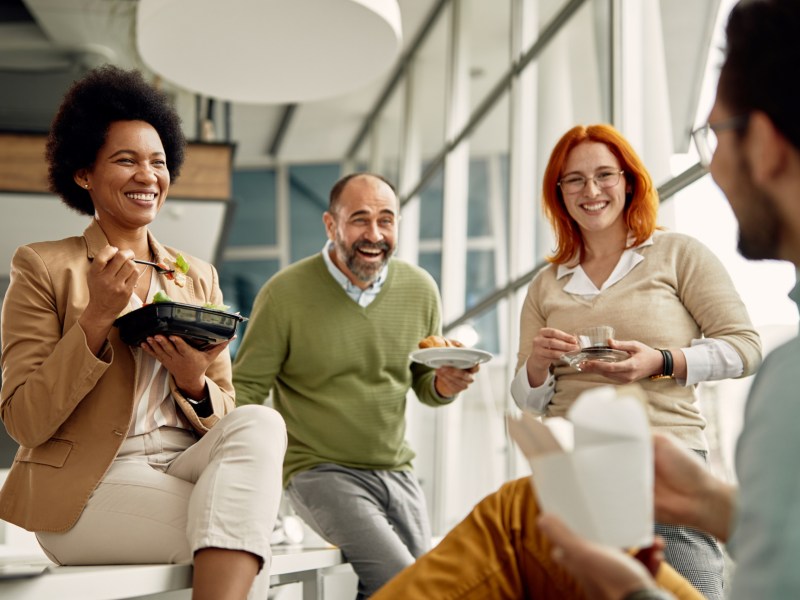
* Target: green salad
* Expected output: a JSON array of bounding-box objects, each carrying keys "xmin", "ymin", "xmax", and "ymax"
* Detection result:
[{"xmin": 151, "ymin": 290, "xmax": 229, "ymax": 312}]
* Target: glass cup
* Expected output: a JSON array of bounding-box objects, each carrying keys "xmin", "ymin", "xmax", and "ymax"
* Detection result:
[{"xmin": 575, "ymin": 325, "xmax": 615, "ymax": 351}]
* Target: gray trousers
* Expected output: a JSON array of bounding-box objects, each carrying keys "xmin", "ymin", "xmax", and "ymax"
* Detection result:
[
  {"xmin": 657, "ymin": 449, "xmax": 725, "ymax": 600},
  {"xmin": 287, "ymin": 463, "xmax": 431, "ymax": 599}
]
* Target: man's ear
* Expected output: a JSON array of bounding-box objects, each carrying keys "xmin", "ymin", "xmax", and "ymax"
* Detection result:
[
  {"xmin": 746, "ymin": 111, "xmax": 790, "ymax": 185},
  {"xmin": 322, "ymin": 211, "xmax": 335, "ymax": 241}
]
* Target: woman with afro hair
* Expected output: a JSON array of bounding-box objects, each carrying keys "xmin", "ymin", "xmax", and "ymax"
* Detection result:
[{"xmin": 0, "ymin": 65, "xmax": 286, "ymax": 600}]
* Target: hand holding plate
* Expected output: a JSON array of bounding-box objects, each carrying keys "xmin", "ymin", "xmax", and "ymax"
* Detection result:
[
  {"xmin": 140, "ymin": 333, "xmax": 232, "ymax": 395},
  {"xmin": 572, "ymin": 339, "xmax": 661, "ymax": 383},
  {"xmin": 433, "ymin": 364, "xmax": 478, "ymax": 398}
]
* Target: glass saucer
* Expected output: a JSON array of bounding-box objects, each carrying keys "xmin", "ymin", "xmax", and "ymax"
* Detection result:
[{"xmin": 562, "ymin": 347, "xmax": 630, "ymax": 371}]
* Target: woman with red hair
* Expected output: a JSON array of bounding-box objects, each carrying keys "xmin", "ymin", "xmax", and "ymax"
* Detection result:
[{"xmin": 510, "ymin": 124, "xmax": 762, "ymax": 599}]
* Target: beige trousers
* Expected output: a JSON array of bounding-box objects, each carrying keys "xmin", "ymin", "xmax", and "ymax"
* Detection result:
[{"xmin": 37, "ymin": 405, "xmax": 286, "ymax": 599}]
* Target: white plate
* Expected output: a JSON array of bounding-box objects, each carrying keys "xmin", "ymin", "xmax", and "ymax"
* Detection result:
[
  {"xmin": 409, "ymin": 347, "xmax": 493, "ymax": 369},
  {"xmin": 562, "ymin": 348, "xmax": 630, "ymax": 371}
]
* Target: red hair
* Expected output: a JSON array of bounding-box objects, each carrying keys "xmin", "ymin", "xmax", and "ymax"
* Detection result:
[{"xmin": 541, "ymin": 124, "xmax": 659, "ymax": 265}]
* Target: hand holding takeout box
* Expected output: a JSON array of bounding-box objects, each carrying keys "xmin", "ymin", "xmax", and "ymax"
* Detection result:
[{"xmin": 507, "ymin": 385, "xmax": 653, "ymax": 549}]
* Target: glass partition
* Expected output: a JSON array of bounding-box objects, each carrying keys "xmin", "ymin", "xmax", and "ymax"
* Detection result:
[
  {"xmin": 467, "ymin": 0, "xmax": 512, "ymax": 114},
  {"xmin": 413, "ymin": 3, "xmax": 450, "ymax": 162},
  {"xmin": 416, "ymin": 166, "xmax": 445, "ymax": 285},
  {"xmin": 288, "ymin": 164, "xmax": 339, "ymax": 261},
  {"xmin": 351, "ymin": 80, "xmax": 406, "ymax": 184}
]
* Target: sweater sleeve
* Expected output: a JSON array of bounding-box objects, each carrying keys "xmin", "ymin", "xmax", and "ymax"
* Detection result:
[
  {"xmin": 411, "ymin": 272, "xmax": 452, "ymax": 407},
  {"xmin": 232, "ymin": 282, "xmax": 287, "ymax": 406},
  {"xmin": 675, "ymin": 237, "xmax": 762, "ymax": 378}
]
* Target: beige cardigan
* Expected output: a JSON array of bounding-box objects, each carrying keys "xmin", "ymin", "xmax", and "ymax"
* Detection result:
[
  {"xmin": 517, "ymin": 232, "xmax": 762, "ymax": 450},
  {"xmin": 0, "ymin": 220, "xmax": 235, "ymax": 532}
]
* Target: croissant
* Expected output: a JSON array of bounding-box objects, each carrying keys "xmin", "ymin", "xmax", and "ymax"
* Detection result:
[{"xmin": 418, "ymin": 335, "xmax": 459, "ymax": 349}]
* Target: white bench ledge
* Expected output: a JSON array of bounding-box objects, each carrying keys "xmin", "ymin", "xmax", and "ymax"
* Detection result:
[
  {"xmin": 272, "ymin": 545, "xmax": 344, "ymax": 575},
  {"xmin": 0, "ymin": 545, "xmax": 345, "ymax": 600}
]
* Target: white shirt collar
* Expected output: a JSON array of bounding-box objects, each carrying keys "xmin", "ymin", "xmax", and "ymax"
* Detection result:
[{"xmin": 556, "ymin": 235, "xmax": 654, "ymax": 296}]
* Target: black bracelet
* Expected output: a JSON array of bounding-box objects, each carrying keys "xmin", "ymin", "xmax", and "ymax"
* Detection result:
[
  {"xmin": 185, "ymin": 394, "xmax": 214, "ymax": 418},
  {"xmin": 622, "ymin": 589, "xmax": 674, "ymax": 600},
  {"xmin": 650, "ymin": 348, "xmax": 675, "ymax": 380},
  {"xmin": 661, "ymin": 349, "xmax": 673, "ymax": 377}
]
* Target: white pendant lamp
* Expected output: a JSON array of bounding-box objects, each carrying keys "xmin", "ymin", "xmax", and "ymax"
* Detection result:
[{"xmin": 136, "ymin": 0, "xmax": 402, "ymax": 104}]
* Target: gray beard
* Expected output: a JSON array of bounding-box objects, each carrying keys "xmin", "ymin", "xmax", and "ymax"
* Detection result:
[{"xmin": 336, "ymin": 238, "xmax": 393, "ymax": 284}]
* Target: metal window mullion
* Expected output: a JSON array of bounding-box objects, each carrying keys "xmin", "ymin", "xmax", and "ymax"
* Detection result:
[
  {"xmin": 276, "ymin": 163, "xmax": 291, "ymax": 269},
  {"xmin": 432, "ymin": 0, "xmax": 471, "ymax": 537},
  {"xmin": 368, "ymin": 119, "xmax": 383, "ymax": 174},
  {"xmin": 398, "ymin": 61, "xmax": 422, "ymax": 265},
  {"xmin": 610, "ymin": 0, "xmax": 623, "ymax": 126},
  {"xmin": 505, "ymin": 0, "xmax": 538, "ymax": 481}
]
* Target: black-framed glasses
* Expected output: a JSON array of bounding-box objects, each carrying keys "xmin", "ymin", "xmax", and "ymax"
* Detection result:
[
  {"xmin": 691, "ymin": 115, "xmax": 750, "ymax": 168},
  {"xmin": 557, "ymin": 170, "xmax": 624, "ymax": 194}
]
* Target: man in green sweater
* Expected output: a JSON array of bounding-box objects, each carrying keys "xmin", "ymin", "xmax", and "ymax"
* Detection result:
[{"xmin": 232, "ymin": 173, "xmax": 478, "ymax": 598}]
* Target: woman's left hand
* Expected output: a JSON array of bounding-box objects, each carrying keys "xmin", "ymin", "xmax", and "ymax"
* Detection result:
[
  {"xmin": 140, "ymin": 335, "xmax": 232, "ymax": 398},
  {"xmin": 577, "ymin": 339, "xmax": 663, "ymax": 383}
]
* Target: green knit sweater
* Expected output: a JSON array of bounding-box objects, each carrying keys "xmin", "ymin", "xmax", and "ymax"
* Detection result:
[{"xmin": 233, "ymin": 254, "xmax": 449, "ymax": 486}]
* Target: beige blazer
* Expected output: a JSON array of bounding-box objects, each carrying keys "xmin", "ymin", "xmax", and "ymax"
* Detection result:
[{"xmin": 0, "ymin": 220, "xmax": 235, "ymax": 532}]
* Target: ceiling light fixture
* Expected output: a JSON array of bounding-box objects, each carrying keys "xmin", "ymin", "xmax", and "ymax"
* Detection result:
[{"xmin": 135, "ymin": 0, "xmax": 402, "ymax": 105}]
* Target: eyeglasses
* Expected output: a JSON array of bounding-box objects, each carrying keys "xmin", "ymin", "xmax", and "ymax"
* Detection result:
[
  {"xmin": 557, "ymin": 170, "xmax": 624, "ymax": 194},
  {"xmin": 691, "ymin": 115, "xmax": 750, "ymax": 168}
]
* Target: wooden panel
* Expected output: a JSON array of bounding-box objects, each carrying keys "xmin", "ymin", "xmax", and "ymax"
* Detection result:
[
  {"xmin": 0, "ymin": 134, "xmax": 49, "ymax": 193},
  {"xmin": 0, "ymin": 133, "xmax": 232, "ymax": 200},
  {"xmin": 170, "ymin": 143, "xmax": 233, "ymax": 200}
]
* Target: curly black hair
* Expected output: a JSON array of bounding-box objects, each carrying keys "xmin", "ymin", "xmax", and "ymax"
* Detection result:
[{"xmin": 46, "ymin": 65, "xmax": 186, "ymax": 216}]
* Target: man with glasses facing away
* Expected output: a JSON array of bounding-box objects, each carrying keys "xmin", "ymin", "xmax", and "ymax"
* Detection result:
[{"xmin": 536, "ymin": 0, "xmax": 800, "ymax": 598}]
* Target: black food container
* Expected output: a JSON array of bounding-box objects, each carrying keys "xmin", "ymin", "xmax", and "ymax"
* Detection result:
[{"xmin": 114, "ymin": 302, "xmax": 247, "ymax": 349}]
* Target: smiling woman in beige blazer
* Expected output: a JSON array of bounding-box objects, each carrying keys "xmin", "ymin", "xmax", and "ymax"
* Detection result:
[{"xmin": 0, "ymin": 66, "xmax": 286, "ymax": 600}]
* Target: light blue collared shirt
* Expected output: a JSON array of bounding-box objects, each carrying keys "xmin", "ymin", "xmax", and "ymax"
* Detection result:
[{"xmin": 321, "ymin": 240, "xmax": 388, "ymax": 307}]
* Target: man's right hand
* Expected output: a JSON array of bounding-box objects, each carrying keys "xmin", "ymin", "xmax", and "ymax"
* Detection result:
[
  {"xmin": 653, "ymin": 433, "xmax": 736, "ymax": 542},
  {"xmin": 537, "ymin": 513, "xmax": 660, "ymax": 600}
]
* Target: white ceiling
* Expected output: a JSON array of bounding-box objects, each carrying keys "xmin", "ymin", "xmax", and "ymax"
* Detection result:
[
  {"xmin": 0, "ymin": 0, "xmax": 447, "ymax": 166},
  {"xmin": 0, "ymin": 0, "xmax": 717, "ymax": 167}
]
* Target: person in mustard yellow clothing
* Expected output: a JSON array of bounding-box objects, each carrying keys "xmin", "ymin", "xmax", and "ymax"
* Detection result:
[{"xmin": 373, "ymin": 475, "xmax": 701, "ymax": 600}]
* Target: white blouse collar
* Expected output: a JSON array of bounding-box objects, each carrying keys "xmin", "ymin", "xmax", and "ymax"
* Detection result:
[{"xmin": 556, "ymin": 235, "xmax": 654, "ymax": 296}]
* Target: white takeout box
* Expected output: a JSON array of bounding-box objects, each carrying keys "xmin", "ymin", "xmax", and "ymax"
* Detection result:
[{"xmin": 507, "ymin": 385, "xmax": 653, "ymax": 548}]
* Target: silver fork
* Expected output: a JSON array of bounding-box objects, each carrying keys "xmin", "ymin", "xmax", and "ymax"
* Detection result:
[{"xmin": 133, "ymin": 259, "xmax": 175, "ymax": 275}]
